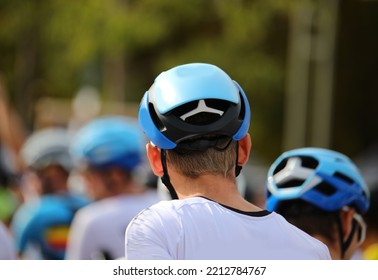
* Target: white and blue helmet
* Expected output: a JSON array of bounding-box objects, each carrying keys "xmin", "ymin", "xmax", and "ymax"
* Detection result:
[
  {"xmin": 21, "ymin": 127, "xmax": 73, "ymax": 172},
  {"xmin": 266, "ymin": 147, "xmax": 370, "ymax": 214},
  {"xmin": 138, "ymin": 63, "xmax": 251, "ymax": 149},
  {"xmin": 70, "ymin": 115, "xmax": 146, "ymax": 172}
]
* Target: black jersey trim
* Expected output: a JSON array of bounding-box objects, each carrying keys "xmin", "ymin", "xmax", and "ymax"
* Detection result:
[
  {"xmin": 222, "ymin": 205, "xmax": 271, "ymax": 217},
  {"xmin": 198, "ymin": 196, "xmax": 271, "ymax": 217}
]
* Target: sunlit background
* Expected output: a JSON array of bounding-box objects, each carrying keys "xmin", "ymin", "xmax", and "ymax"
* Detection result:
[{"xmin": 1, "ymin": 0, "xmax": 378, "ymax": 189}]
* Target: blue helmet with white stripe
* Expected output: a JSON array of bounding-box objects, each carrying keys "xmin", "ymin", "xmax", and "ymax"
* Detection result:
[
  {"xmin": 70, "ymin": 115, "xmax": 146, "ymax": 172},
  {"xmin": 138, "ymin": 63, "xmax": 251, "ymax": 149},
  {"xmin": 266, "ymin": 147, "xmax": 370, "ymax": 214}
]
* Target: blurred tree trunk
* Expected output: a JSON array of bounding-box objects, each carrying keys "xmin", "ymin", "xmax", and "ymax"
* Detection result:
[{"xmin": 103, "ymin": 54, "xmax": 126, "ymax": 102}]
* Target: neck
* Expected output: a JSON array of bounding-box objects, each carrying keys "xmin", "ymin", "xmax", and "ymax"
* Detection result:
[
  {"xmin": 171, "ymin": 171, "xmax": 262, "ymax": 212},
  {"xmin": 312, "ymin": 234, "xmax": 341, "ymax": 260}
]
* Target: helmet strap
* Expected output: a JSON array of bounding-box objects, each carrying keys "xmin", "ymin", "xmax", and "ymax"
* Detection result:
[
  {"xmin": 160, "ymin": 149, "xmax": 178, "ymax": 200},
  {"xmin": 336, "ymin": 213, "xmax": 358, "ymax": 259},
  {"xmin": 235, "ymin": 141, "xmax": 242, "ymax": 177}
]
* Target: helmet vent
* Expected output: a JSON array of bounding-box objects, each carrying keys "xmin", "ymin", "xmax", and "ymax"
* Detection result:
[
  {"xmin": 300, "ymin": 156, "xmax": 319, "ymax": 169},
  {"xmin": 273, "ymin": 158, "xmax": 288, "ymax": 174},
  {"xmin": 334, "ymin": 172, "xmax": 354, "ymax": 185},
  {"xmin": 173, "ymin": 99, "xmax": 229, "ymax": 125},
  {"xmin": 273, "ymin": 156, "xmax": 318, "ymax": 175},
  {"xmin": 185, "ymin": 112, "xmax": 222, "ymax": 125},
  {"xmin": 149, "ymin": 103, "xmax": 166, "ymax": 131},
  {"xmin": 238, "ymin": 92, "xmax": 246, "ymax": 121},
  {"xmin": 273, "ymin": 155, "xmax": 318, "ymax": 189},
  {"xmin": 278, "ymin": 179, "xmax": 306, "ymax": 189},
  {"xmin": 313, "ymin": 182, "xmax": 336, "ymax": 196}
]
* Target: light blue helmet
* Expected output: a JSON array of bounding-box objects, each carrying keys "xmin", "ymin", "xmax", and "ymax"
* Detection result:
[
  {"xmin": 70, "ymin": 115, "xmax": 146, "ymax": 171},
  {"xmin": 266, "ymin": 147, "xmax": 370, "ymax": 214},
  {"xmin": 138, "ymin": 63, "xmax": 251, "ymax": 149}
]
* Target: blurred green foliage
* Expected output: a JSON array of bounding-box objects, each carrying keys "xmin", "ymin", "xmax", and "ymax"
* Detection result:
[{"xmin": 0, "ymin": 0, "xmax": 290, "ymax": 162}]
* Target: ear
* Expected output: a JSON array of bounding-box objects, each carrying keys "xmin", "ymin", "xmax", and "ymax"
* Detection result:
[
  {"xmin": 340, "ymin": 208, "xmax": 355, "ymax": 241},
  {"xmin": 237, "ymin": 133, "xmax": 252, "ymax": 166},
  {"xmin": 146, "ymin": 143, "xmax": 164, "ymax": 177}
]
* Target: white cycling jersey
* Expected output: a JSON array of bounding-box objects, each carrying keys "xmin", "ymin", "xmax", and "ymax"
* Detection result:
[
  {"xmin": 0, "ymin": 222, "xmax": 16, "ymax": 259},
  {"xmin": 125, "ymin": 196, "xmax": 331, "ymax": 260},
  {"xmin": 65, "ymin": 189, "xmax": 160, "ymax": 260}
]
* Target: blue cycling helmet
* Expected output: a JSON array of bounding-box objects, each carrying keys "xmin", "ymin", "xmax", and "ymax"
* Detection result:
[
  {"xmin": 138, "ymin": 63, "xmax": 251, "ymax": 149},
  {"xmin": 70, "ymin": 115, "xmax": 146, "ymax": 172},
  {"xmin": 266, "ymin": 147, "xmax": 370, "ymax": 214}
]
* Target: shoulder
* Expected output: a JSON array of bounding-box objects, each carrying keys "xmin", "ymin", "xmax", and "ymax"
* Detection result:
[
  {"xmin": 13, "ymin": 199, "xmax": 39, "ymax": 216},
  {"xmin": 131, "ymin": 197, "xmax": 211, "ymax": 217},
  {"xmin": 11, "ymin": 199, "xmax": 43, "ymax": 231},
  {"xmin": 126, "ymin": 197, "xmax": 217, "ymax": 235},
  {"xmin": 126, "ymin": 199, "xmax": 184, "ymax": 234},
  {"xmin": 67, "ymin": 194, "xmax": 91, "ymax": 207},
  {"xmin": 269, "ymin": 212, "xmax": 331, "ymax": 259},
  {"xmin": 71, "ymin": 200, "xmax": 106, "ymax": 226},
  {"xmin": 33, "ymin": 194, "xmax": 88, "ymax": 213},
  {"xmin": 129, "ymin": 199, "xmax": 178, "ymax": 223},
  {"xmin": 71, "ymin": 196, "xmax": 127, "ymax": 229},
  {"xmin": 125, "ymin": 199, "xmax": 185, "ymax": 260}
]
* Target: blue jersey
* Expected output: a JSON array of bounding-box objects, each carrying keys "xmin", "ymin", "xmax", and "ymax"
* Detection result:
[{"xmin": 11, "ymin": 194, "xmax": 89, "ymax": 259}]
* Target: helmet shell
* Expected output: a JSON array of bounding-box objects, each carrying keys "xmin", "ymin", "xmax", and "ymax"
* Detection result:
[
  {"xmin": 70, "ymin": 115, "xmax": 146, "ymax": 171},
  {"xmin": 266, "ymin": 147, "xmax": 370, "ymax": 214},
  {"xmin": 138, "ymin": 63, "xmax": 251, "ymax": 149},
  {"xmin": 21, "ymin": 127, "xmax": 73, "ymax": 172}
]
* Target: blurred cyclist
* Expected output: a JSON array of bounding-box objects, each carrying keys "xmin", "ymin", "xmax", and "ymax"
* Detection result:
[
  {"xmin": 266, "ymin": 147, "xmax": 370, "ymax": 259},
  {"xmin": 65, "ymin": 115, "xmax": 160, "ymax": 260},
  {"xmin": 10, "ymin": 127, "xmax": 89, "ymax": 259}
]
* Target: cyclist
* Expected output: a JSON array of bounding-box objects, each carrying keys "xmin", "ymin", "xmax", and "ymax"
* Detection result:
[
  {"xmin": 10, "ymin": 127, "xmax": 89, "ymax": 259},
  {"xmin": 65, "ymin": 115, "xmax": 160, "ymax": 260},
  {"xmin": 125, "ymin": 62, "xmax": 331, "ymax": 259},
  {"xmin": 266, "ymin": 147, "xmax": 370, "ymax": 259}
]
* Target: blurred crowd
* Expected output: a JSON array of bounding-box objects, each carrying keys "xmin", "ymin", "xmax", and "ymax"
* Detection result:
[
  {"xmin": 1, "ymin": 77, "xmax": 377, "ymax": 260},
  {"xmin": 0, "ymin": 80, "xmax": 162, "ymax": 260}
]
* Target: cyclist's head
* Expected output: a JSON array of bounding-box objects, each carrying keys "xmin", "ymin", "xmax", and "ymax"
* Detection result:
[
  {"xmin": 21, "ymin": 127, "xmax": 73, "ymax": 173},
  {"xmin": 138, "ymin": 63, "xmax": 251, "ymax": 198},
  {"xmin": 138, "ymin": 62, "xmax": 250, "ymax": 151},
  {"xmin": 20, "ymin": 127, "xmax": 73, "ymax": 194},
  {"xmin": 266, "ymin": 147, "xmax": 370, "ymax": 258},
  {"xmin": 266, "ymin": 147, "xmax": 369, "ymax": 214},
  {"xmin": 70, "ymin": 115, "xmax": 146, "ymax": 173}
]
